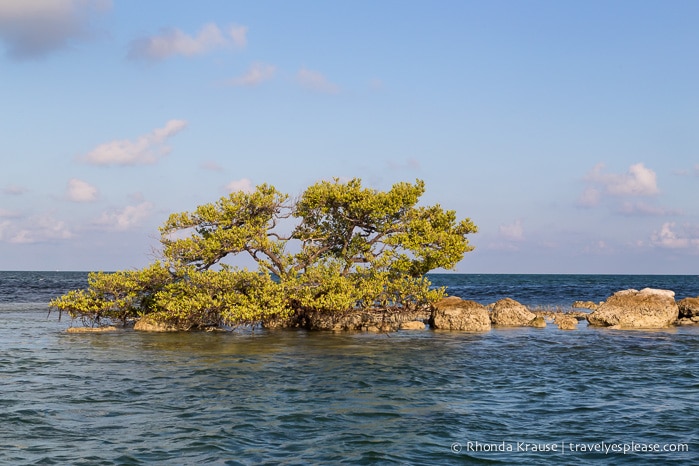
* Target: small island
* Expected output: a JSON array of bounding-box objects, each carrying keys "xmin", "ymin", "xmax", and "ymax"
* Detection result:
[
  {"xmin": 51, "ymin": 178, "xmax": 478, "ymax": 332},
  {"xmin": 51, "ymin": 178, "xmax": 699, "ymax": 334}
]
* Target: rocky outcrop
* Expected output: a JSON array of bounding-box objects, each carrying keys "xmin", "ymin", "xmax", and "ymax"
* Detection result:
[
  {"xmin": 676, "ymin": 297, "xmax": 699, "ymax": 325},
  {"xmin": 134, "ymin": 317, "xmax": 181, "ymax": 332},
  {"xmin": 490, "ymin": 298, "xmax": 539, "ymax": 327},
  {"xmin": 281, "ymin": 308, "xmax": 431, "ymax": 332},
  {"xmin": 587, "ymin": 288, "xmax": 678, "ymax": 329},
  {"xmin": 430, "ymin": 296, "xmax": 491, "ymax": 331},
  {"xmin": 678, "ymin": 297, "xmax": 699, "ymax": 318}
]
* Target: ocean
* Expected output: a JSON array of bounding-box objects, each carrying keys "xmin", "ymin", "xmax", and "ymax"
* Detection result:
[{"xmin": 0, "ymin": 271, "xmax": 697, "ymax": 465}]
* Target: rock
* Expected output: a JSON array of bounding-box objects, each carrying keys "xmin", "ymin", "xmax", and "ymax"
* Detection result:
[
  {"xmin": 587, "ymin": 288, "xmax": 678, "ymax": 329},
  {"xmin": 529, "ymin": 315, "xmax": 547, "ymax": 328},
  {"xmin": 430, "ymin": 296, "xmax": 491, "ymax": 331},
  {"xmin": 399, "ymin": 321, "xmax": 426, "ymax": 330},
  {"xmin": 134, "ymin": 317, "xmax": 180, "ymax": 332},
  {"xmin": 678, "ymin": 297, "xmax": 699, "ymax": 318},
  {"xmin": 573, "ymin": 300, "xmax": 599, "ymax": 311},
  {"xmin": 555, "ymin": 316, "xmax": 578, "ymax": 330},
  {"xmin": 490, "ymin": 298, "xmax": 536, "ymax": 326},
  {"xmin": 66, "ymin": 326, "xmax": 118, "ymax": 333}
]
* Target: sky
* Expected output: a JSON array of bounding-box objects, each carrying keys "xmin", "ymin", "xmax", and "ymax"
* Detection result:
[{"xmin": 1, "ymin": 0, "xmax": 698, "ymax": 273}]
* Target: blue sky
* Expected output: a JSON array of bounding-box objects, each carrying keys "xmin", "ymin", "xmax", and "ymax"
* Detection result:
[{"xmin": 1, "ymin": 1, "xmax": 698, "ymax": 273}]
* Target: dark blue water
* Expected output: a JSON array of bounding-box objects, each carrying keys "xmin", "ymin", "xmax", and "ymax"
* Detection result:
[
  {"xmin": 0, "ymin": 272, "xmax": 698, "ymax": 465},
  {"xmin": 429, "ymin": 273, "xmax": 699, "ymax": 308}
]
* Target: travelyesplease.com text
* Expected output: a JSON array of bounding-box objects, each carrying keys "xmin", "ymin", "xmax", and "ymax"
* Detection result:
[{"xmin": 451, "ymin": 440, "xmax": 689, "ymax": 455}]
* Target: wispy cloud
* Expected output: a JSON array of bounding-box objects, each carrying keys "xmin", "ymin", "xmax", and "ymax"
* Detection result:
[
  {"xmin": 225, "ymin": 178, "xmax": 254, "ymax": 193},
  {"xmin": 65, "ymin": 178, "xmax": 99, "ymax": 202},
  {"xmin": 94, "ymin": 202, "xmax": 153, "ymax": 231},
  {"xmin": 499, "ymin": 219, "xmax": 525, "ymax": 241},
  {"xmin": 228, "ymin": 62, "xmax": 276, "ymax": 87},
  {"xmin": 0, "ymin": 0, "xmax": 111, "ymax": 60},
  {"xmin": 672, "ymin": 164, "xmax": 699, "ymax": 177},
  {"xmin": 650, "ymin": 222, "xmax": 699, "ymax": 251},
  {"xmin": 83, "ymin": 120, "xmax": 187, "ymax": 166},
  {"xmin": 128, "ymin": 23, "xmax": 246, "ymax": 62},
  {"xmin": 577, "ymin": 187, "xmax": 601, "ymax": 207},
  {"xmin": 200, "ymin": 160, "xmax": 224, "ymax": 172},
  {"xmin": 387, "ymin": 158, "xmax": 420, "ymax": 171},
  {"xmin": 2, "ymin": 184, "xmax": 27, "ymax": 195},
  {"xmin": 0, "ymin": 208, "xmax": 20, "ymax": 218},
  {"xmin": 297, "ymin": 67, "xmax": 340, "ymax": 94},
  {"xmin": 617, "ymin": 201, "xmax": 682, "ymax": 217},
  {"xmin": 580, "ymin": 240, "xmax": 612, "ymax": 255}
]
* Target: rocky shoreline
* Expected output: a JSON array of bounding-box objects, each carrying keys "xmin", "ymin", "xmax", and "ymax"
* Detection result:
[{"xmin": 68, "ymin": 287, "xmax": 699, "ymax": 333}]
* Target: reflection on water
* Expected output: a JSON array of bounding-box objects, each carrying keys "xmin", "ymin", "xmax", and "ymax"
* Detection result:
[{"xmin": 0, "ymin": 306, "xmax": 697, "ymax": 465}]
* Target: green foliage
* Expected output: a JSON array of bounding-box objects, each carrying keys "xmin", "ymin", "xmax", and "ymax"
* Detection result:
[
  {"xmin": 152, "ymin": 267, "xmax": 291, "ymax": 328},
  {"xmin": 51, "ymin": 178, "xmax": 477, "ymax": 329},
  {"xmin": 50, "ymin": 262, "xmax": 172, "ymax": 326},
  {"xmin": 160, "ymin": 184, "xmax": 292, "ymax": 276}
]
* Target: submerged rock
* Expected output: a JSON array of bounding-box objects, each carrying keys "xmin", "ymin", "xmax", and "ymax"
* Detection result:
[
  {"xmin": 430, "ymin": 296, "xmax": 491, "ymax": 331},
  {"xmin": 573, "ymin": 300, "xmax": 599, "ymax": 311},
  {"xmin": 529, "ymin": 315, "xmax": 547, "ymax": 328},
  {"xmin": 66, "ymin": 326, "xmax": 118, "ymax": 333},
  {"xmin": 490, "ymin": 298, "xmax": 536, "ymax": 327},
  {"xmin": 587, "ymin": 288, "xmax": 678, "ymax": 329}
]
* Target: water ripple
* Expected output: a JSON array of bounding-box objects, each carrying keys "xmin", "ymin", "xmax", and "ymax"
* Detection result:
[{"xmin": 0, "ymin": 298, "xmax": 698, "ymax": 463}]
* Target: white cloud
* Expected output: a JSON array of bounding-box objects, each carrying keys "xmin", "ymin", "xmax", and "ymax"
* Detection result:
[
  {"xmin": 297, "ymin": 68, "xmax": 340, "ymax": 94},
  {"xmin": 0, "ymin": 0, "xmax": 110, "ymax": 60},
  {"xmin": 229, "ymin": 62, "xmax": 276, "ymax": 87},
  {"xmin": 498, "ymin": 219, "xmax": 525, "ymax": 241},
  {"xmin": 128, "ymin": 23, "xmax": 246, "ymax": 62},
  {"xmin": 650, "ymin": 222, "xmax": 699, "ymax": 250},
  {"xmin": 585, "ymin": 162, "xmax": 659, "ymax": 196},
  {"xmin": 66, "ymin": 178, "xmax": 98, "ymax": 202},
  {"xmin": 225, "ymin": 178, "xmax": 254, "ymax": 193},
  {"xmin": 83, "ymin": 120, "xmax": 187, "ymax": 166},
  {"xmin": 578, "ymin": 162, "xmax": 667, "ymax": 212},
  {"xmin": 94, "ymin": 202, "xmax": 153, "ymax": 231},
  {"xmin": 6, "ymin": 214, "xmax": 73, "ymax": 244}
]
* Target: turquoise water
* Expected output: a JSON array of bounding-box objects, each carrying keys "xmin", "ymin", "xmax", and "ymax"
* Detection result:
[{"xmin": 0, "ymin": 272, "xmax": 698, "ymax": 464}]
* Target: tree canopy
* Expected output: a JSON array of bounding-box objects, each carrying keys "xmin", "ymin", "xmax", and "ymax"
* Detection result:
[{"xmin": 50, "ymin": 178, "xmax": 477, "ymax": 329}]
